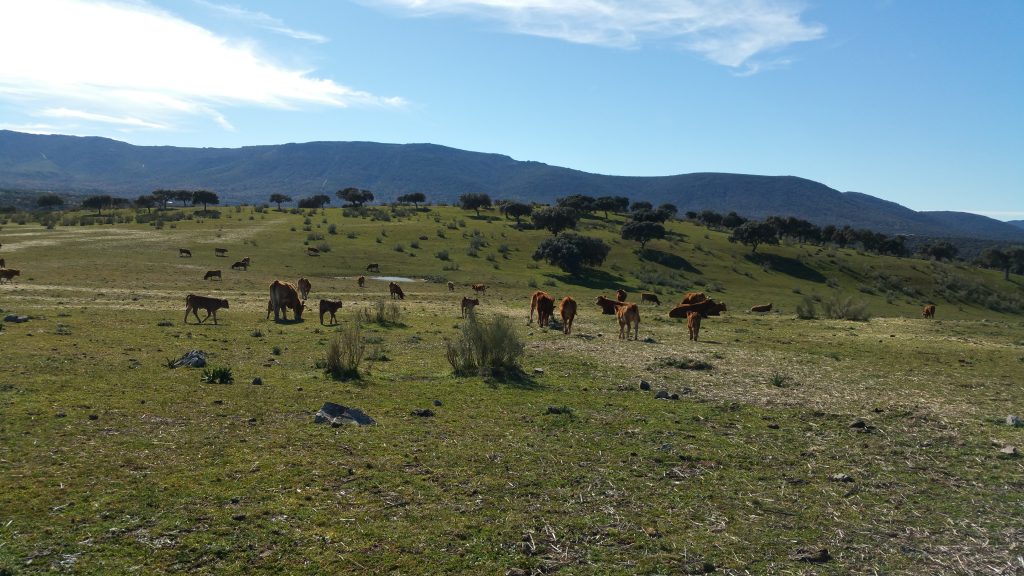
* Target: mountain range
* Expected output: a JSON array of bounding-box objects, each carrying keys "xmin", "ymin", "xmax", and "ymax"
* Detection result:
[{"xmin": 1, "ymin": 130, "xmax": 1021, "ymax": 243}]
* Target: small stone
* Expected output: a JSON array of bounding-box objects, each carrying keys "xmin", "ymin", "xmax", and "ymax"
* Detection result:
[
  {"xmin": 412, "ymin": 408, "xmax": 435, "ymax": 417},
  {"xmin": 433, "ymin": 400, "xmax": 443, "ymax": 407},
  {"xmin": 767, "ymin": 423, "xmax": 780, "ymax": 429},
  {"xmin": 247, "ymin": 417, "xmax": 257, "ymax": 424},
  {"xmin": 654, "ymin": 390, "xmax": 670, "ymax": 400},
  {"xmin": 1006, "ymin": 415, "xmax": 1023, "ymax": 427},
  {"xmin": 849, "ymin": 419, "xmax": 867, "ymax": 429},
  {"xmin": 251, "ymin": 377, "xmax": 263, "ymax": 385},
  {"xmin": 232, "ymin": 514, "xmax": 247, "ymax": 521},
  {"xmin": 55, "ymin": 412, "xmax": 66, "ymax": 418},
  {"xmin": 1000, "ymin": 445, "xmax": 1018, "ymax": 456},
  {"xmin": 670, "ymin": 393, "xmax": 680, "ymax": 400},
  {"xmin": 793, "ymin": 548, "xmax": 831, "ymax": 563},
  {"xmin": 230, "ymin": 497, "xmax": 240, "ymax": 504},
  {"xmin": 829, "ymin": 473, "xmax": 853, "ymax": 483},
  {"xmin": 296, "ymin": 387, "xmax": 303, "ymax": 391},
  {"xmin": 533, "ymin": 368, "xmax": 544, "ymax": 374},
  {"xmin": 639, "ymin": 380, "xmax": 651, "ymax": 391},
  {"xmin": 88, "ymin": 414, "xmax": 98, "ymax": 421}
]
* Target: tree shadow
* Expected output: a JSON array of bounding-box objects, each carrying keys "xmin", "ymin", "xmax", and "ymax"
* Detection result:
[
  {"xmin": 639, "ymin": 249, "xmax": 701, "ymax": 273},
  {"xmin": 744, "ymin": 253, "xmax": 826, "ymax": 283},
  {"xmin": 549, "ymin": 269, "xmax": 626, "ymax": 291}
]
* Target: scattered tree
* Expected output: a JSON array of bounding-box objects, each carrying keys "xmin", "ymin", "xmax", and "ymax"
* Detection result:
[
  {"xmin": 557, "ymin": 194, "xmax": 596, "ymax": 214},
  {"xmin": 269, "ymin": 193, "xmax": 292, "ymax": 210},
  {"xmin": 531, "ymin": 206, "xmax": 579, "ymax": 235},
  {"xmin": 532, "ymin": 233, "xmax": 610, "ymax": 273},
  {"xmin": 397, "ymin": 192, "xmax": 426, "ymax": 208},
  {"xmin": 338, "ymin": 187, "xmax": 375, "ymax": 207},
  {"xmin": 36, "ymin": 193, "xmax": 64, "ymax": 210},
  {"xmin": 135, "ymin": 194, "xmax": 157, "ymax": 213},
  {"xmin": 657, "ymin": 203, "xmax": 678, "ymax": 219},
  {"xmin": 729, "ymin": 221, "xmax": 779, "ymax": 253},
  {"xmin": 979, "ymin": 248, "xmax": 1012, "ymax": 280},
  {"xmin": 152, "ymin": 190, "xmax": 174, "ymax": 210},
  {"xmin": 919, "ymin": 241, "xmax": 958, "ymax": 262},
  {"xmin": 721, "ymin": 211, "xmax": 747, "ymax": 229},
  {"xmin": 174, "ymin": 190, "xmax": 193, "ymax": 207},
  {"xmin": 192, "ymin": 190, "xmax": 219, "ymax": 212},
  {"xmin": 621, "ymin": 221, "xmax": 666, "ymax": 249},
  {"xmin": 504, "ymin": 202, "xmax": 533, "ymax": 228},
  {"xmin": 298, "ymin": 194, "xmax": 332, "ymax": 209},
  {"xmin": 630, "ymin": 201, "xmax": 653, "ymax": 213},
  {"xmin": 82, "ymin": 194, "xmax": 113, "ymax": 215},
  {"xmin": 459, "ymin": 193, "xmax": 492, "ymax": 216},
  {"xmin": 629, "ymin": 209, "xmax": 669, "ymax": 224}
]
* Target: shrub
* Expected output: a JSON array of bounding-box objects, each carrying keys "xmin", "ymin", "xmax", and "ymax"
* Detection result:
[
  {"xmin": 316, "ymin": 242, "xmax": 331, "ymax": 253},
  {"xmin": 356, "ymin": 300, "xmax": 402, "ymax": 326},
  {"xmin": 822, "ymin": 295, "xmax": 871, "ymax": 321},
  {"xmin": 410, "ymin": 240, "xmax": 420, "ymax": 249},
  {"xmin": 652, "ymin": 357, "xmax": 712, "ymax": 370},
  {"xmin": 324, "ymin": 325, "xmax": 365, "ymax": 380},
  {"xmin": 445, "ymin": 313, "xmax": 525, "ymax": 378},
  {"xmin": 327, "ymin": 223, "xmax": 338, "ymax": 235},
  {"xmin": 795, "ymin": 296, "xmax": 818, "ymax": 319},
  {"xmin": 347, "ymin": 231, "xmax": 358, "ymax": 239},
  {"xmin": 435, "ymin": 250, "xmax": 450, "ymax": 261},
  {"xmin": 201, "ymin": 366, "xmax": 234, "ymax": 384},
  {"xmin": 767, "ymin": 372, "xmax": 792, "ymax": 388},
  {"xmin": 394, "ymin": 243, "xmax": 405, "ymax": 253}
]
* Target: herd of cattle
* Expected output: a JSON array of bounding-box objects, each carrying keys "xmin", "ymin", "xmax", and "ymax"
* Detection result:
[{"xmin": 0, "ymin": 245, "xmax": 941, "ymax": 337}]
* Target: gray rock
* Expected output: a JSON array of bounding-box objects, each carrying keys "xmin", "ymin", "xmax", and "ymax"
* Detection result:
[
  {"xmin": 1000, "ymin": 445, "xmax": 1018, "ymax": 456},
  {"xmin": 251, "ymin": 377, "xmax": 263, "ymax": 385},
  {"xmin": 533, "ymin": 368, "xmax": 544, "ymax": 374},
  {"xmin": 1007, "ymin": 415, "xmax": 1023, "ymax": 427},
  {"xmin": 3, "ymin": 314, "xmax": 29, "ymax": 323},
  {"xmin": 639, "ymin": 380, "xmax": 651, "ymax": 391},
  {"xmin": 654, "ymin": 390, "xmax": 670, "ymax": 400},
  {"xmin": 433, "ymin": 399, "xmax": 443, "ymax": 407},
  {"xmin": 829, "ymin": 473, "xmax": 853, "ymax": 483},
  {"xmin": 171, "ymin": 350, "xmax": 207, "ymax": 368},
  {"xmin": 314, "ymin": 402, "xmax": 376, "ymax": 426},
  {"xmin": 412, "ymin": 408, "xmax": 435, "ymax": 417}
]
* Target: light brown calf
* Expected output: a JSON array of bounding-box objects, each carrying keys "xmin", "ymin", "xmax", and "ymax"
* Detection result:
[
  {"xmin": 641, "ymin": 293, "xmax": 661, "ymax": 305},
  {"xmin": 297, "ymin": 277, "xmax": 311, "ymax": 300},
  {"xmin": 472, "ymin": 283, "xmax": 487, "ymax": 295},
  {"xmin": 559, "ymin": 296, "xmax": 577, "ymax": 335},
  {"xmin": 750, "ymin": 303, "xmax": 772, "ymax": 313},
  {"xmin": 687, "ymin": 311, "xmax": 702, "ymax": 341},
  {"xmin": 616, "ymin": 303, "xmax": 640, "ymax": 340}
]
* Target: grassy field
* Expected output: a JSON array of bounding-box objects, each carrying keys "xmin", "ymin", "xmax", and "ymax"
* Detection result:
[{"xmin": 1, "ymin": 205, "xmax": 1023, "ymax": 575}]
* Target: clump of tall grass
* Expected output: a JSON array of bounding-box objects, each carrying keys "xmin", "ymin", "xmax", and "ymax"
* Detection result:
[
  {"xmin": 323, "ymin": 325, "xmax": 364, "ymax": 380},
  {"xmin": 355, "ymin": 300, "xmax": 402, "ymax": 326},
  {"xmin": 445, "ymin": 312, "xmax": 525, "ymax": 378},
  {"xmin": 795, "ymin": 296, "xmax": 818, "ymax": 320},
  {"xmin": 822, "ymin": 295, "xmax": 871, "ymax": 321}
]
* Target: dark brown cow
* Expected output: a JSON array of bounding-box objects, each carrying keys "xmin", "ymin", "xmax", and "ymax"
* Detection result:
[
  {"xmin": 447, "ymin": 281, "xmax": 455, "ymax": 292},
  {"xmin": 358, "ymin": 275, "xmax": 366, "ymax": 288},
  {"xmin": 472, "ymin": 283, "xmax": 487, "ymax": 295},
  {"xmin": 687, "ymin": 311, "xmax": 702, "ymax": 341},
  {"xmin": 319, "ymin": 299, "xmax": 343, "ymax": 325},
  {"xmin": 530, "ymin": 291, "xmax": 555, "ymax": 326},
  {"xmin": 203, "ymin": 270, "xmax": 221, "ymax": 280},
  {"xmin": 184, "ymin": 294, "xmax": 229, "ymax": 325},
  {"xmin": 297, "ymin": 277, "xmax": 312, "ymax": 301},
  {"xmin": 0, "ymin": 268, "xmax": 21, "ymax": 284},
  {"xmin": 641, "ymin": 293, "xmax": 661, "ymax": 305},
  {"xmin": 366, "ymin": 263, "xmax": 380, "ymax": 272},
  {"xmin": 231, "ymin": 260, "xmax": 248, "ymax": 271},
  {"xmin": 268, "ymin": 280, "xmax": 304, "ymax": 321},
  {"xmin": 750, "ymin": 303, "xmax": 772, "ymax": 313},
  {"xmin": 669, "ymin": 298, "xmax": 727, "ymax": 319},
  {"xmin": 178, "ymin": 248, "xmax": 191, "ymax": 257},
  {"xmin": 214, "ymin": 248, "xmax": 228, "ymax": 257},
  {"xmin": 595, "ymin": 295, "xmax": 625, "ymax": 315},
  {"xmin": 240, "ymin": 256, "xmax": 251, "ymax": 266},
  {"xmin": 923, "ymin": 304, "xmax": 936, "ymax": 319},
  {"xmin": 461, "ymin": 297, "xmax": 480, "ymax": 318},
  {"xmin": 615, "ymin": 289, "xmax": 627, "ymax": 302},
  {"xmin": 0, "ymin": 258, "xmax": 5, "ymax": 268},
  {"xmin": 559, "ymin": 296, "xmax": 577, "ymax": 335},
  {"xmin": 389, "ymin": 281, "xmax": 405, "ymax": 300},
  {"xmin": 616, "ymin": 303, "xmax": 640, "ymax": 340}
]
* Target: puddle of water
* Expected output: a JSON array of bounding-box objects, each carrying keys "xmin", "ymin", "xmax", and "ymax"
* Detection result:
[{"xmin": 369, "ymin": 276, "xmax": 420, "ymax": 283}]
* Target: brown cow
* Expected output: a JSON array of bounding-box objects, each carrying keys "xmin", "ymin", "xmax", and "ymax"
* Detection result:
[
  {"xmin": 231, "ymin": 260, "xmax": 248, "ymax": 271},
  {"xmin": 0, "ymin": 268, "xmax": 21, "ymax": 284},
  {"xmin": 923, "ymin": 304, "xmax": 936, "ymax": 319},
  {"xmin": 616, "ymin": 303, "xmax": 640, "ymax": 340},
  {"xmin": 319, "ymin": 299, "xmax": 343, "ymax": 325},
  {"xmin": 214, "ymin": 248, "xmax": 228, "ymax": 257},
  {"xmin": 687, "ymin": 311, "xmax": 702, "ymax": 341},
  {"xmin": 178, "ymin": 248, "xmax": 191, "ymax": 257},
  {"xmin": 680, "ymin": 292, "xmax": 707, "ymax": 305},
  {"xmin": 530, "ymin": 291, "xmax": 555, "ymax": 326},
  {"xmin": 559, "ymin": 296, "xmax": 577, "ymax": 335},
  {"xmin": 595, "ymin": 295, "xmax": 625, "ymax": 315},
  {"xmin": 307, "ymin": 247, "xmax": 320, "ymax": 256},
  {"xmin": 669, "ymin": 298, "xmax": 727, "ymax": 319},
  {"xmin": 447, "ymin": 281, "xmax": 455, "ymax": 292},
  {"xmin": 184, "ymin": 294, "xmax": 229, "ymax": 325},
  {"xmin": 366, "ymin": 263, "xmax": 380, "ymax": 272},
  {"xmin": 750, "ymin": 303, "xmax": 772, "ymax": 313},
  {"xmin": 389, "ymin": 281, "xmax": 405, "ymax": 300},
  {"xmin": 357, "ymin": 275, "xmax": 366, "ymax": 288},
  {"xmin": 203, "ymin": 270, "xmax": 221, "ymax": 280},
  {"xmin": 472, "ymin": 283, "xmax": 487, "ymax": 295},
  {"xmin": 641, "ymin": 293, "xmax": 661, "ymax": 305},
  {"xmin": 615, "ymin": 289, "xmax": 627, "ymax": 302},
  {"xmin": 268, "ymin": 281, "xmax": 305, "ymax": 321},
  {"xmin": 297, "ymin": 277, "xmax": 312, "ymax": 301},
  {"xmin": 461, "ymin": 297, "xmax": 480, "ymax": 318}
]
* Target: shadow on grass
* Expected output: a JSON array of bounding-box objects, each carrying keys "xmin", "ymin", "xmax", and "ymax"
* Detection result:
[
  {"xmin": 745, "ymin": 253, "xmax": 827, "ymax": 283},
  {"xmin": 549, "ymin": 269, "xmax": 626, "ymax": 291},
  {"xmin": 484, "ymin": 369, "xmax": 543, "ymax": 391},
  {"xmin": 639, "ymin": 248, "xmax": 701, "ymax": 273}
]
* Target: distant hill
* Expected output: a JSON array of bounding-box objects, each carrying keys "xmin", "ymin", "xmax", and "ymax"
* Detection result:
[
  {"xmin": 1, "ymin": 130, "xmax": 1022, "ymax": 242},
  {"xmin": 1008, "ymin": 220, "xmax": 1024, "ymax": 230}
]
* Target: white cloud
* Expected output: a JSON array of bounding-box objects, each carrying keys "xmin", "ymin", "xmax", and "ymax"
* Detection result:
[
  {"xmin": 0, "ymin": 0, "xmax": 403, "ymax": 135},
  {"xmin": 361, "ymin": 0, "xmax": 825, "ymax": 69},
  {"xmin": 195, "ymin": 0, "xmax": 330, "ymax": 43}
]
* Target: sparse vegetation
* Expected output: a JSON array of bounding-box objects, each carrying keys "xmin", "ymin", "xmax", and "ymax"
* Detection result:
[
  {"xmin": 324, "ymin": 325, "xmax": 365, "ymax": 380},
  {"xmin": 445, "ymin": 312, "xmax": 525, "ymax": 377}
]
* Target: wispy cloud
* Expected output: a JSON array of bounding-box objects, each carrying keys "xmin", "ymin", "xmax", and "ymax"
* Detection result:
[
  {"xmin": 0, "ymin": 0, "xmax": 402, "ymax": 136},
  {"xmin": 195, "ymin": 0, "xmax": 330, "ymax": 43},
  {"xmin": 361, "ymin": 0, "xmax": 825, "ymax": 71}
]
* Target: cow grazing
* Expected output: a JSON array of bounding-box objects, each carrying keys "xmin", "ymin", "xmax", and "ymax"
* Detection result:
[
  {"xmin": 669, "ymin": 298, "xmax": 727, "ymax": 319},
  {"xmin": 687, "ymin": 311, "xmax": 702, "ymax": 341},
  {"xmin": 366, "ymin": 263, "xmax": 380, "ymax": 272},
  {"xmin": 307, "ymin": 247, "xmax": 320, "ymax": 256},
  {"xmin": 297, "ymin": 277, "xmax": 312, "ymax": 301},
  {"xmin": 559, "ymin": 296, "xmax": 577, "ymax": 335},
  {"xmin": 0, "ymin": 269, "xmax": 20, "ymax": 284},
  {"xmin": 268, "ymin": 280, "xmax": 304, "ymax": 321},
  {"xmin": 461, "ymin": 297, "xmax": 480, "ymax": 318},
  {"xmin": 231, "ymin": 260, "xmax": 248, "ymax": 271},
  {"xmin": 641, "ymin": 293, "xmax": 661, "ymax": 306},
  {"xmin": 750, "ymin": 303, "xmax": 773, "ymax": 313},
  {"xmin": 319, "ymin": 299, "xmax": 343, "ymax": 325},
  {"xmin": 447, "ymin": 281, "xmax": 455, "ymax": 292},
  {"xmin": 184, "ymin": 294, "xmax": 229, "ymax": 325},
  {"xmin": 923, "ymin": 304, "xmax": 936, "ymax": 319},
  {"xmin": 358, "ymin": 275, "xmax": 366, "ymax": 288},
  {"xmin": 389, "ymin": 282, "xmax": 405, "ymax": 300},
  {"xmin": 178, "ymin": 248, "xmax": 191, "ymax": 258},
  {"xmin": 680, "ymin": 292, "xmax": 708, "ymax": 305},
  {"xmin": 472, "ymin": 283, "xmax": 487, "ymax": 295},
  {"xmin": 615, "ymin": 289, "xmax": 627, "ymax": 302},
  {"xmin": 203, "ymin": 270, "xmax": 221, "ymax": 280},
  {"xmin": 214, "ymin": 248, "xmax": 228, "ymax": 257},
  {"xmin": 530, "ymin": 291, "xmax": 555, "ymax": 327},
  {"xmin": 595, "ymin": 295, "xmax": 625, "ymax": 315},
  {"xmin": 616, "ymin": 303, "xmax": 640, "ymax": 340},
  {"xmin": 240, "ymin": 256, "xmax": 251, "ymax": 266}
]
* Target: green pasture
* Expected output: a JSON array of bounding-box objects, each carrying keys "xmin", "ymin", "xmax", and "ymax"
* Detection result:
[{"xmin": 1, "ymin": 206, "xmax": 1022, "ymax": 574}]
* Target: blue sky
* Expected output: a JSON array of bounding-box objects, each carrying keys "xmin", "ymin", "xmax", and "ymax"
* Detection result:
[{"xmin": 1, "ymin": 1, "xmax": 1021, "ymax": 219}]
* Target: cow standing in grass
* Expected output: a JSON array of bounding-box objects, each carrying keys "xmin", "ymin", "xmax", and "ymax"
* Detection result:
[
  {"xmin": 319, "ymin": 300, "xmax": 343, "ymax": 325},
  {"xmin": 297, "ymin": 277, "xmax": 312, "ymax": 301},
  {"xmin": 184, "ymin": 294, "xmax": 229, "ymax": 325},
  {"xmin": 923, "ymin": 304, "xmax": 936, "ymax": 319},
  {"xmin": 389, "ymin": 282, "xmax": 405, "ymax": 300},
  {"xmin": 461, "ymin": 297, "xmax": 479, "ymax": 318},
  {"xmin": 268, "ymin": 281, "xmax": 305, "ymax": 321},
  {"xmin": 559, "ymin": 296, "xmax": 577, "ymax": 335},
  {"xmin": 530, "ymin": 291, "xmax": 555, "ymax": 327},
  {"xmin": 203, "ymin": 270, "xmax": 221, "ymax": 280}
]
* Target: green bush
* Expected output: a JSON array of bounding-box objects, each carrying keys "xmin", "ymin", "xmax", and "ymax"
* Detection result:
[
  {"xmin": 822, "ymin": 295, "xmax": 871, "ymax": 321},
  {"xmin": 201, "ymin": 366, "xmax": 234, "ymax": 384},
  {"xmin": 795, "ymin": 296, "xmax": 817, "ymax": 319},
  {"xmin": 445, "ymin": 312, "xmax": 525, "ymax": 378},
  {"xmin": 324, "ymin": 325, "xmax": 365, "ymax": 380},
  {"xmin": 356, "ymin": 300, "xmax": 402, "ymax": 326}
]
